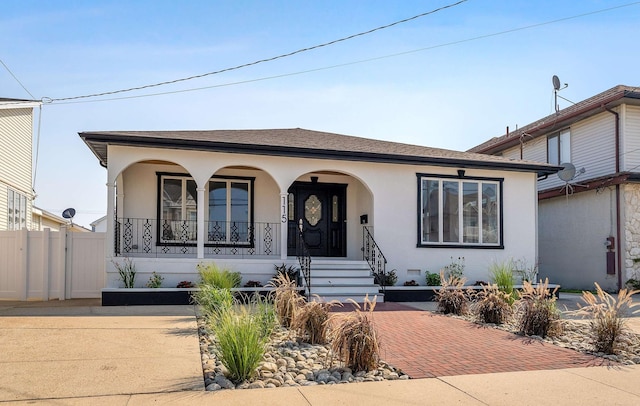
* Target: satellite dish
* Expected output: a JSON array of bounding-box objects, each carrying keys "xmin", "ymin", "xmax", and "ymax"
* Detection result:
[
  {"xmin": 552, "ymin": 75, "xmax": 561, "ymax": 91},
  {"xmin": 557, "ymin": 163, "xmax": 576, "ymax": 182},
  {"xmin": 62, "ymin": 208, "xmax": 76, "ymax": 219}
]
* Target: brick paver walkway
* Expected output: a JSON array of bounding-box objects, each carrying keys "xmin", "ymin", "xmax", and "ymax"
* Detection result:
[{"xmin": 334, "ymin": 303, "xmax": 609, "ymax": 379}]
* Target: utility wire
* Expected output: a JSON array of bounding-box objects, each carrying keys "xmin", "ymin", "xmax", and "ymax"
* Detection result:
[
  {"xmin": 0, "ymin": 58, "xmax": 35, "ymax": 99},
  {"xmin": 46, "ymin": 0, "xmax": 468, "ymax": 102},
  {"xmin": 47, "ymin": 1, "xmax": 640, "ymax": 106}
]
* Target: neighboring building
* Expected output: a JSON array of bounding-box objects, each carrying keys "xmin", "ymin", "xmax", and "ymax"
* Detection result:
[
  {"xmin": 90, "ymin": 215, "xmax": 107, "ymax": 232},
  {"xmin": 0, "ymin": 98, "xmax": 40, "ymax": 231},
  {"xmin": 80, "ymin": 129, "xmax": 556, "ymax": 300},
  {"xmin": 470, "ymin": 85, "xmax": 640, "ymax": 291},
  {"xmin": 32, "ymin": 206, "xmax": 91, "ymax": 232}
]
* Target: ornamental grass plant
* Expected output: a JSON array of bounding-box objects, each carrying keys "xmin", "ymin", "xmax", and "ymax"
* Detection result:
[
  {"xmin": 435, "ymin": 271, "xmax": 470, "ymax": 315},
  {"xmin": 471, "ymin": 283, "xmax": 513, "ymax": 324},
  {"xmin": 291, "ymin": 297, "xmax": 339, "ymax": 344},
  {"xmin": 515, "ymin": 278, "xmax": 561, "ymax": 338},
  {"xmin": 197, "ymin": 262, "xmax": 242, "ymax": 289},
  {"xmin": 192, "ymin": 284, "xmax": 234, "ymax": 321},
  {"xmin": 489, "ymin": 259, "xmax": 516, "ymax": 304},
  {"xmin": 268, "ymin": 272, "xmax": 305, "ymax": 328},
  {"xmin": 573, "ymin": 283, "xmax": 640, "ymax": 354},
  {"xmin": 329, "ymin": 296, "xmax": 380, "ymax": 372}
]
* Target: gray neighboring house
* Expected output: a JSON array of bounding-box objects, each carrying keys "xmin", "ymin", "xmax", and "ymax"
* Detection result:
[{"xmin": 470, "ymin": 85, "xmax": 640, "ymax": 291}]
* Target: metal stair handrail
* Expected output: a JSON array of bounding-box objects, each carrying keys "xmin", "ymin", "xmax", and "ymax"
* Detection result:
[
  {"xmin": 296, "ymin": 219, "xmax": 312, "ymax": 300},
  {"xmin": 362, "ymin": 226, "xmax": 388, "ymax": 294}
]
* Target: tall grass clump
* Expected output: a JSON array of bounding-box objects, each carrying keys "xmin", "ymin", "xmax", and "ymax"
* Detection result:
[
  {"xmin": 515, "ymin": 278, "xmax": 561, "ymax": 338},
  {"xmin": 245, "ymin": 292, "xmax": 278, "ymax": 339},
  {"xmin": 434, "ymin": 271, "xmax": 470, "ymax": 315},
  {"xmin": 211, "ymin": 306, "xmax": 270, "ymax": 383},
  {"xmin": 574, "ymin": 283, "xmax": 640, "ymax": 354},
  {"xmin": 197, "ymin": 262, "xmax": 242, "ymax": 289},
  {"xmin": 291, "ymin": 297, "xmax": 339, "ymax": 344},
  {"xmin": 471, "ymin": 283, "xmax": 513, "ymax": 324},
  {"xmin": 329, "ymin": 296, "xmax": 380, "ymax": 372},
  {"xmin": 192, "ymin": 284, "xmax": 234, "ymax": 321},
  {"xmin": 489, "ymin": 259, "xmax": 516, "ymax": 304},
  {"xmin": 268, "ymin": 272, "xmax": 305, "ymax": 328}
]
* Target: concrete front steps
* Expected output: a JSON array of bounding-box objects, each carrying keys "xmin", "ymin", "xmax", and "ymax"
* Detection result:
[{"xmin": 303, "ymin": 259, "xmax": 383, "ymax": 303}]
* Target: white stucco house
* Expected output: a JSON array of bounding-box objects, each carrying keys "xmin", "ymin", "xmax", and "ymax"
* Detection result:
[
  {"xmin": 80, "ymin": 128, "xmax": 557, "ymax": 300},
  {"xmin": 470, "ymin": 85, "xmax": 640, "ymax": 291}
]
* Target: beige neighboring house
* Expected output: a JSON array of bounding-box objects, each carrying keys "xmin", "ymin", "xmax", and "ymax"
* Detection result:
[
  {"xmin": 31, "ymin": 206, "xmax": 90, "ymax": 232},
  {"xmin": 0, "ymin": 98, "xmax": 41, "ymax": 231},
  {"xmin": 81, "ymin": 128, "xmax": 557, "ymax": 300},
  {"xmin": 470, "ymin": 85, "xmax": 640, "ymax": 291},
  {"xmin": 90, "ymin": 215, "xmax": 107, "ymax": 232}
]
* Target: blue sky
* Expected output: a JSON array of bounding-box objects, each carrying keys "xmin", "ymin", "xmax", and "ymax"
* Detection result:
[{"xmin": 2, "ymin": 0, "xmax": 639, "ymax": 227}]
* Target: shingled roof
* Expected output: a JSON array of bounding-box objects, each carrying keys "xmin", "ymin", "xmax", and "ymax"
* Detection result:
[
  {"xmin": 80, "ymin": 128, "xmax": 558, "ymax": 175},
  {"xmin": 469, "ymin": 85, "xmax": 640, "ymax": 154}
]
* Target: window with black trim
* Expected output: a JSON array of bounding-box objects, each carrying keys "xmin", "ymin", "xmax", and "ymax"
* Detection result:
[
  {"xmin": 157, "ymin": 173, "xmax": 254, "ymax": 245},
  {"xmin": 418, "ymin": 174, "xmax": 502, "ymax": 247},
  {"xmin": 547, "ymin": 129, "xmax": 570, "ymax": 165}
]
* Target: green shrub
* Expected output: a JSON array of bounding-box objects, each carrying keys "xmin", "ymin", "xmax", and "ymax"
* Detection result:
[
  {"xmin": 329, "ymin": 296, "xmax": 380, "ymax": 372},
  {"xmin": 145, "ymin": 271, "xmax": 164, "ymax": 288},
  {"xmin": 211, "ymin": 306, "xmax": 269, "ymax": 383},
  {"xmin": 471, "ymin": 283, "xmax": 513, "ymax": 324},
  {"xmin": 425, "ymin": 271, "xmax": 441, "ymax": 286},
  {"xmin": 197, "ymin": 262, "xmax": 241, "ymax": 289},
  {"xmin": 515, "ymin": 278, "xmax": 561, "ymax": 338},
  {"xmin": 489, "ymin": 259, "xmax": 516, "ymax": 304},
  {"xmin": 434, "ymin": 271, "xmax": 469, "ymax": 315},
  {"xmin": 113, "ymin": 258, "xmax": 136, "ymax": 288},
  {"xmin": 574, "ymin": 283, "xmax": 640, "ymax": 354},
  {"xmin": 274, "ymin": 263, "xmax": 299, "ymax": 285},
  {"xmin": 373, "ymin": 269, "xmax": 397, "ymax": 286}
]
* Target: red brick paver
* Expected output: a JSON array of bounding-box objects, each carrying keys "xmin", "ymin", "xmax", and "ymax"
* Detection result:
[{"xmin": 369, "ymin": 309, "xmax": 608, "ymax": 378}]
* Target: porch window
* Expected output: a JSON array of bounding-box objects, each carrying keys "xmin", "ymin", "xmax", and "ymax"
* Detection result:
[
  {"xmin": 7, "ymin": 189, "xmax": 27, "ymax": 231},
  {"xmin": 160, "ymin": 176, "xmax": 197, "ymax": 242},
  {"xmin": 418, "ymin": 174, "xmax": 502, "ymax": 248},
  {"xmin": 208, "ymin": 179, "xmax": 252, "ymax": 244},
  {"xmin": 547, "ymin": 129, "xmax": 570, "ymax": 165}
]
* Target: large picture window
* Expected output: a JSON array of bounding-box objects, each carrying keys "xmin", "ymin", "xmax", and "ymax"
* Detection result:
[
  {"xmin": 418, "ymin": 174, "xmax": 502, "ymax": 247},
  {"xmin": 7, "ymin": 189, "xmax": 27, "ymax": 231},
  {"xmin": 157, "ymin": 173, "xmax": 254, "ymax": 245}
]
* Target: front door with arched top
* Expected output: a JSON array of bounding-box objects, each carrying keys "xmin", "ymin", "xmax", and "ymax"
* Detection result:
[{"xmin": 287, "ymin": 181, "xmax": 347, "ymax": 257}]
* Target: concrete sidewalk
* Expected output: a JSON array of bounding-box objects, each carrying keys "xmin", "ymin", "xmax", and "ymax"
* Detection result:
[{"xmin": 2, "ymin": 299, "xmax": 640, "ymax": 405}]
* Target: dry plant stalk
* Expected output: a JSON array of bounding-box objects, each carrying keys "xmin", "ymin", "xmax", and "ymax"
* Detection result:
[
  {"xmin": 268, "ymin": 272, "xmax": 305, "ymax": 328},
  {"xmin": 434, "ymin": 271, "xmax": 470, "ymax": 315},
  {"xmin": 329, "ymin": 295, "xmax": 380, "ymax": 372},
  {"xmin": 574, "ymin": 283, "xmax": 640, "ymax": 354},
  {"xmin": 471, "ymin": 283, "xmax": 513, "ymax": 324},
  {"xmin": 516, "ymin": 278, "xmax": 561, "ymax": 338},
  {"xmin": 291, "ymin": 296, "xmax": 340, "ymax": 344}
]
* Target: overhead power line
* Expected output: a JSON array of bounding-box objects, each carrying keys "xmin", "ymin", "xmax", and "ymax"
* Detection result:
[
  {"xmin": 0, "ymin": 58, "xmax": 35, "ymax": 99},
  {"xmin": 45, "ymin": 0, "xmax": 468, "ymax": 102}
]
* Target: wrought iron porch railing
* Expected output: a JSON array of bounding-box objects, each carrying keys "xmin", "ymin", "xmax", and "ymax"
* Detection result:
[
  {"xmin": 114, "ymin": 218, "xmax": 279, "ymax": 258},
  {"xmin": 296, "ymin": 219, "xmax": 312, "ymax": 300},
  {"xmin": 363, "ymin": 226, "xmax": 388, "ymax": 294}
]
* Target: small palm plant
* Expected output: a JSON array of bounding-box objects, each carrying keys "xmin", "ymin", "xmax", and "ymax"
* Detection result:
[
  {"xmin": 573, "ymin": 283, "xmax": 640, "ymax": 354},
  {"xmin": 329, "ymin": 295, "xmax": 380, "ymax": 372}
]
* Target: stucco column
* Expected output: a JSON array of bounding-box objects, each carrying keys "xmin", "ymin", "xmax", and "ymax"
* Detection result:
[
  {"xmin": 280, "ymin": 192, "xmax": 288, "ymax": 260},
  {"xmin": 197, "ymin": 187, "xmax": 205, "ymax": 259},
  {"xmin": 106, "ymin": 182, "xmax": 116, "ymax": 258}
]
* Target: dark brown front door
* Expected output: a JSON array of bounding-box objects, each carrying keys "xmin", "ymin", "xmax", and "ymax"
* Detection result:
[{"xmin": 287, "ymin": 182, "xmax": 347, "ymax": 257}]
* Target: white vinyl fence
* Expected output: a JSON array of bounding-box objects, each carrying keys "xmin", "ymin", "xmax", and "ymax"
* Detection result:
[{"xmin": 0, "ymin": 228, "xmax": 105, "ymax": 300}]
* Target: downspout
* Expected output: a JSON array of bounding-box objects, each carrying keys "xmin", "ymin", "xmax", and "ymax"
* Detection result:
[{"xmin": 604, "ymin": 105, "xmax": 622, "ymax": 289}]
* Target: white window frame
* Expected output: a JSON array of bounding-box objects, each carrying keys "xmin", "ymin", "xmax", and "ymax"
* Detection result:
[
  {"xmin": 418, "ymin": 174, "xmax": 503, "ymax": 248},
  {"xmin": 207, "ymin": 177, "xmax": 253, "ymax": 245},
  {"xmin": 159, "ymin": 175, "xmax": 198, "ymax": 242},
  {"xmin": 7, "ymin": 188, "xmax": 27, "ymax": 231}
]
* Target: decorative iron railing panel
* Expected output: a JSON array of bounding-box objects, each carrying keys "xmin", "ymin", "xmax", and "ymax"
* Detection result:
[
  {"xmin": 296, "ymin": 219, "xmax": 312, "ymax": 300},
  {"xmin": 363, "ymin": 226, "xmax": 388, "ymax": 293},
  {"xmin": 113, "ymin": 218, "xmax": 279, "ymax": 258}
]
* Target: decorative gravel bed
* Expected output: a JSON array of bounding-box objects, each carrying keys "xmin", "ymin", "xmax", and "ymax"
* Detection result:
[{"xmin": 198, "ymin": 318, "xmax": 408, "ymax": 391}]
